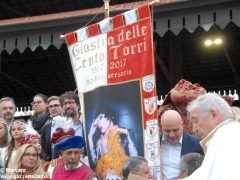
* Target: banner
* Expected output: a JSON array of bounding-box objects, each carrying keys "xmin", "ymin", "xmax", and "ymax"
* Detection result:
[{"xmin": 65, "ymin": 4, "xmax": 161, "ymax": 179}]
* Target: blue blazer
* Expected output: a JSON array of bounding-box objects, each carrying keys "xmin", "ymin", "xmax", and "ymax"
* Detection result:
[
  {"xmin": 160, "ymin": 132, "xmax": 204, "ymax": 156},
  {"xmin": 181, "ymin": 133, "xmax": 204, "ymax": 156}
]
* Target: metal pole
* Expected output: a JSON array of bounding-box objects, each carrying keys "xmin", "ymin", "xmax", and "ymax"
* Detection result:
[{"xmin": 103, "ymin": 0, "xmax": 110, "ymax": 18}]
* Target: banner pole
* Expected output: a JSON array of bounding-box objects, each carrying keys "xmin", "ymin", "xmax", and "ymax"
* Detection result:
[
  {"xmin": 149, "ymin": 0, "xmax": 161, "ymax": 6},
  {"xmin": 103, "ymin": 0, "xmax": 110, "ymax": 18}
]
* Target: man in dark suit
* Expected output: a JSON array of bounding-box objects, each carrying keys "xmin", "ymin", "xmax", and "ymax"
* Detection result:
[
  {"xmin": 160, "ymin": 110, "xmax": 203, "ymax": 180},
  {"xmin": 40, "ymin": 96, "xmax": 63, "ymax": 161}
]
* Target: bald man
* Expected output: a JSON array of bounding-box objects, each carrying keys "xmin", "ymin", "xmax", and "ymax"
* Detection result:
[{"xmin": 160, "ymin": 110, "xmax": 203, "ymax": 180}]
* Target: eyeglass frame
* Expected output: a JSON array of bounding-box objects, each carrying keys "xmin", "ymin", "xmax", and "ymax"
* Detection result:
[
  {"xmin": 48, "ymin": 104, "xmax": 61, "ymax": 109},
  {"xmin": 31, "ymin": 100, "xmax": 43, "ymax": 106}
]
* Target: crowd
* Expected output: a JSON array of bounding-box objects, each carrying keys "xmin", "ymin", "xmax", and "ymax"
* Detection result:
[{"xmin": 0, "ymin": 80, "xmax": 240, "ymax": 180}]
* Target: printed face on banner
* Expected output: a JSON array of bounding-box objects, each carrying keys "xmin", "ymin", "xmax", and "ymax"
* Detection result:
[{"xmin": 84, "ymin": 81, "xmax": 144, "ymax": 178}]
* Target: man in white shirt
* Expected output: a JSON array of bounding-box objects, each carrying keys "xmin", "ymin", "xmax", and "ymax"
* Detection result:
[
  {"xmin": 59, "ymin": 91, "xmax": 84, "ymax": 138},
  {"xmin": 160, "ymin": 110, "xmax": 203, "ymax": 180},
  {"xmin": 183, "ymin": 93, "xmax": 240, "ymax": 180},
  {"xmin": 40, "ymin": 96, "xmax": 63, "ymax": 160}
]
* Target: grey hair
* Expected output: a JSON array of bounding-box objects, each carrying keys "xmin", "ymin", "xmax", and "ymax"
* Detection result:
[
  {"xmin": 0, "ymin": 97, "xmax": 16, "ymax": 109},
  {"xmin": 122, "ymin": 156, "xmax": 148, "ymax": 180},
  {"xmin": 187, "ymin": 93, "xmax": 234, "ymax": 119},
  {"xmin": 180, "ymin": 153, "xmax": 204, "ymax": 175}
]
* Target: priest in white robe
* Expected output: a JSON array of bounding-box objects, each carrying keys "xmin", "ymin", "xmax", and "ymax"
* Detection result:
[{"xmin": 181, "ymin": 93, "xmax": 240, "ymax": 180}]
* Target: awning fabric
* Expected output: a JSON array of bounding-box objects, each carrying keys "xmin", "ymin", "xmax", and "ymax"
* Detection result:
[{"xmin": 154, "ymin": 1, "xmax": 240, "ymax": 36}]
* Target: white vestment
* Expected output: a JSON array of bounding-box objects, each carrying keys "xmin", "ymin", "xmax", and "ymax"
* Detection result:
[{"xmin": 183, "ymin": 120, "xmax": 240, "ymax": 180}]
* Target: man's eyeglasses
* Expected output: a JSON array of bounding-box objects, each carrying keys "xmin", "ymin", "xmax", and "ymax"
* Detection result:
[
  {"xmin": 23, "ymin": 152, "xmax": 38, "ymax": 158},
  {"xmin": 49, "ymin": 104, "xmax": 60, "ymax": 109},
  {"xmin": 31, "ymin": 101, "xmax": 43, "ymax": 106}
]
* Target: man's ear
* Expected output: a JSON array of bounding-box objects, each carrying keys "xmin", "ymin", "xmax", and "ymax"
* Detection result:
[
  {"xmin": 209, "ymin": 109, "xmax": 219, "ymax": 124},
  {"xmin": 179, "ymin": 169, "xmax": 188, "ymax": 178},
  {"xmin": 183, "ymin": 169, "xmax": 188, "ymax": 177},
  {"xmin": 58, "ymin": 150, "xmax": 63, "ymax": 156}
]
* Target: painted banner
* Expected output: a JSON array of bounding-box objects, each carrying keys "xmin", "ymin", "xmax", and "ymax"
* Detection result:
[{"xmin": 65, "ymin": 4, "xmax": 161, "ymax": 180}]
